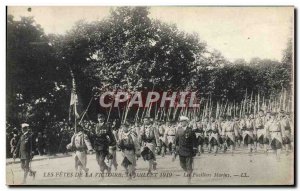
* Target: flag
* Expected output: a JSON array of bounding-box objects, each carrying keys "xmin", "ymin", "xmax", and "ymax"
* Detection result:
[{"xmin": 69, "ymin": 72, "xmax": 80, "ymax": 123}]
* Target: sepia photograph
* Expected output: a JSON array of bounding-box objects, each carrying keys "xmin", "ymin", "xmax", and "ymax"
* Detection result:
[{"xmin": 6, "ymin": 6, "xmax": 294, "ymax": 186}]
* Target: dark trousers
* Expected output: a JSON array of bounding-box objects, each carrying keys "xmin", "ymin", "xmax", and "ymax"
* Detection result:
[
  {"xmin": 96, "ymin": 150, "xmax": 108, "ymax": 172},
  {"xmin": 21, "ymin": 159, "xmax": 30, "ymax": 171},
  {"xmin": 179, "ymin": 156, "xmax": 193, "ymax": 174}
]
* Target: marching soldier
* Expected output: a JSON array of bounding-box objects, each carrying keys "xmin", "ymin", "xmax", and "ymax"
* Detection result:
[
  {"xmin": 118, "ymin": 122, "xmax": 141, "ymax": 180},
  {"xmin": 172, "ymin": 116, "xmax": 197, "ymax": 184},
  {"xmin": 111, "ymin": 119, "xmax": 120, "ymax": 170},
  {"xmin": 265, "ymin": 112, "xmax": 283, "ymax": 160},
  {"xmin": 255, "ymin": 110, "xmax": 268, "ymax": 153},
  {"xmin": 192, "ymin": 119, "xmax": 205, "ymax": 155},
  {"xmin": 14, "ymin": 123, "xmax": 36, "ymax": 184},
  {"xmin": 242, "ymin": 114, "xmax": 255, "ymax": 154},
  {"xmin": 209, "ymin": 117, "xmax": 220, "ymax": 155},
  {"xmin": 233, "ymin": 116, "xmax": 242, "ymax": 147},
  {"xmin": 157, "ymin": 121, "xmax": 167, "ymax": 157},
  {"xmin": 93, "ymin": 114, "xmax": 116, "ymax": 174},
  {"xmin": 279, "ymin": 111, "xmax": 292, "ymax": 155},
  {"xmin": 222, "ymin": 115, "xmax": 236, "ymax": 155},
  {"xmin": 216, "ymin": 116, "xmax": 227, "ymax": 152},
  {"xmin": 202, "ymin": 116, "xmax": 210, "ymax": 150},
  {"xmin": 10, "ymin": 132, "xmax": 18, "ymax": 162},
  {"xmin": 164, "ymin": 120, "xmax": 177, "ymax": 154},
  {"xmin": 66, "ymin": 124, "xmax": 93, "ymax": 175},
  {"xmin": 140, "ymin": 117, "xmax": 161, "ymax": 174}
]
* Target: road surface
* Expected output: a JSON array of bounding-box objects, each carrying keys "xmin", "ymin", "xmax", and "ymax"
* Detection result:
[{"xmin": 6, "ymin": 148, "xmax": 294, "ymax": 186}]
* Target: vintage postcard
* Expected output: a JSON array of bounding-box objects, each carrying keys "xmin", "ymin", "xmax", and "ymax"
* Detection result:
[{"xmin": 6, "ymin": 6, "xmax": 294, "ymax": 186}]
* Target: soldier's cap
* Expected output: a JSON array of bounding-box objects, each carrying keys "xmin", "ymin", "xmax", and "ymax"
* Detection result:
[
  {"xmin": 179, "ymin": 116, "xmax": 189, "ymax": 122},
  {"xmin": 259, "ymin": 109, "xmax": 264, "ymax": 112},
  {"xmin": 21, "ymin": 123, "xmax": 29, "ymax": 128},
  {"xmin": 97, "ymin": 113, "xmax": 106, "ymax": 118},
  {"xmin": 280, "ymin": 110, "xmax": 285, "ymax": 114},
  {"xmin": 144, "ymin": 116, "xmax": 152, "ymax": 119}
]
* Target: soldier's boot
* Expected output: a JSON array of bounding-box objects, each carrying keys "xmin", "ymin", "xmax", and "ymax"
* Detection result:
[
  {"xmin": 264, "ymin": 144, "xmax": 268, "ymax": 155},
  {"xmin": 148, "ymin": 160, "xmax": 154, "ymax": 174},
  {"xmin": 29, "ymin": 170, "xmax": 36, "ymax": 180},
  {"xmin": 127, "ymin": 165, "xmax": 134, "ymax": 180},
  {"xmin": 201, "ymin": 145, "xmax": 204, "ymax": 153},
  {"xmin": 22, "ymin": 170, "xmax": 29, "ymax": 184},
  {"xmin": 161, "ymin": 147, "xmax": 166, "ymax": 157},
  {"xmin": 132, "ymin": 168, "xmax": 136, "ymax": 178},
  {"xmin": 248, "ymin": 145, "xmax": 252, "ymax": 155},
  {"xmin": 214, "ymin": 146, "xmax": 218, "ymax": 156},
  {"xmin": 107, "ymin": 167, "xmax": 112, "ymax": 174},
  {"xmin": 230, "ymin": 145, "xmax": 234, "ymax": 156},
  {"xmin": 285, "ymin": 144, "xmax": 290, "ymax": 156},
  {"xmin": 197, "ymin": 145, "xmax": 201, "ymax": 156},
  {"xmin": 153, "ymin": 161, "xmax": 157, "ymax": 171},
  {"xmin": 187, "ymin": 172, "xmax": 192, "ymax": 184},
  {"xmin": 254, "ymin": 142, "xmax": 258, "ymax": 152}
]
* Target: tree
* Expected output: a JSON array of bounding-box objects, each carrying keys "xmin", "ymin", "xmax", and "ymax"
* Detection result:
[{"xmin": 7, "ymin": 15, "xmax": 69, "ymax": 129}]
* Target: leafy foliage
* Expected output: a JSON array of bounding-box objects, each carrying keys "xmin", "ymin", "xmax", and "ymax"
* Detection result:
[{"xmin": 6, "ymin": 7, "xmax": 293, "ymax": 126}]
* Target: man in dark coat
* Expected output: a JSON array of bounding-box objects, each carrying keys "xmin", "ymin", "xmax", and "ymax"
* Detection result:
[
  {"xmin": 14, "ymin": 123, "xmax": 36, "ymax": 184},
  {"xmin": 172, "ymin": 116, "xmax": 197, "ymax": 184},
  {"xmin": 93, "ymin": 114, "xmax": 116, "ymax": 174}
]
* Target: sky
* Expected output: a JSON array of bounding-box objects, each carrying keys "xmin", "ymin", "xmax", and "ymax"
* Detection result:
[{"xmin": 7, "ymin": 6, "xmax": 294, "ymax": 62}]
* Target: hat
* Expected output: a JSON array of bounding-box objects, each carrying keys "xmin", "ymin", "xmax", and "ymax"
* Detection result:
[
  {"xmin": 179, "ymin": 116, "xmax": 189, "ymax": 122},
  {"xmin": 21, "ymin": 123, "xmax": 29, "ymax": 128}
]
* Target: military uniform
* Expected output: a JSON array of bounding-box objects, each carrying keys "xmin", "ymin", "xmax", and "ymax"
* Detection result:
[
  {"xmin": 140, "ymin": 122, "xmax": 160, "ymax": 173},
  {"xmin": 67, "ymin": 130, "xmax": 93, "ymax": 173},
  {"xmin": 208, "ymin": 120, "xmax": 220, "ymax": 147},
  {"xmin": 243, "ymin": 117, "xmax": 255, "ymax": 145},
  {"xmin": 266, "ymin": 118, "xmax": 283, "ymax": 150},
  {"xmin": 173, "ymin": 116, "xmax": 197, "ymax": 183},
  {"xmin": 16, "ymin": 132, "xmax": 34, "ymax": 171},
  {"xmin": 222, "ymin": 120, "xmax": 236, "ymax": 147},
  {"xmin": 140, "ymin": 124, "xmax": 160, "ymax": 160},
  {"xmin": 280, "ymin": 116, "xmax": 292, "ymax": 146},
  {"xmin": 94, "ymin": 122, "xmax": 116, "ymax": 173},
  {"xmin": 164, "ymin": 123, "xmax": 177, "ymax": 154},
  {"xmin": 255, "ymin": 115, "xmax": 268, "ymax": 145},
  {"xmin": 118, "ymin": 126, "xmax": 141, "ymax": 179},
  {"xmin": 157, "ymin": 123, "xmax": 166, "ymax": 156},
  {"xmin": 192, "ymin": 121, "xmax": 205, "ymax": 155},
  {"xmin": 10, "ymin": 135, "xmax": 18, "ymax": 157},
  {"xmin": 14, "ymin": 123, "xmax": 36, "ymax": 184}
]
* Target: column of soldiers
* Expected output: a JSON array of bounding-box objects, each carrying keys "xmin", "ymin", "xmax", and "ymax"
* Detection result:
[{"xmin": 12, "ymin": 110, "xmax": 293, "ymax": 184}]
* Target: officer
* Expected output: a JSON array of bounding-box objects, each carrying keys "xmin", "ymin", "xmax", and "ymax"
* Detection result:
[
  {"xmin": 14, "ymin": 123, "xmax": 36, "ymax": 184},
  {"xmin": 172, "ymin": 116, "xmax": 197, "ymax": 184}
]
